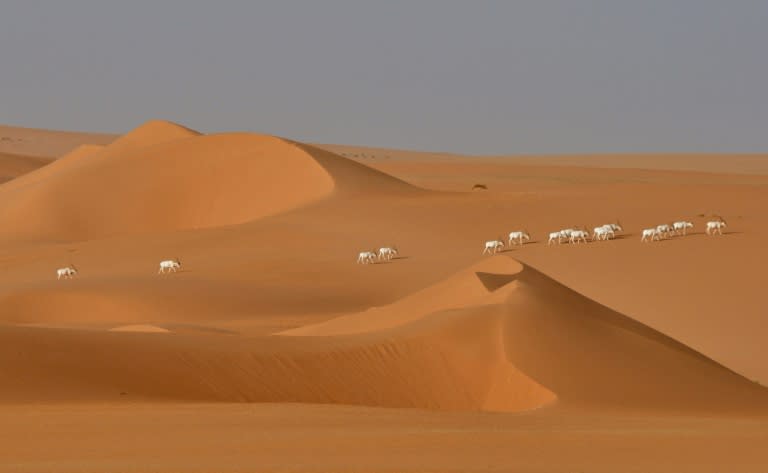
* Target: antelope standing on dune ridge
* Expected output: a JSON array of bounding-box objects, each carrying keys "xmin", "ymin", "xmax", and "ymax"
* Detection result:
[
  {"xmin": 56, "ymin": 265, "xmax": 78, "ymax": 280},
  {"xmin": 357, "ymin": 251, "xmax": 377, "ymax": 264},
  {"xmin": 482, "ymin": 238, "xmax": 505, "ymax": 255},
  {"xmin": 377, "ymin": 246, "xmax": 398, "ymax": 261},
  {"xmin": 641, "ymin": 228, "xmax": 660, "ymax": 242},
  {"xmin": 507, "ymin": 230, "xmax": 530, "ymax": 246},
  {"xmin": 158, "ymin": 259, "xmax": 182, "ymax": 274},
  {"xmin": 672, "ymin": 221, "xmax": 694, "ymax": 236}
]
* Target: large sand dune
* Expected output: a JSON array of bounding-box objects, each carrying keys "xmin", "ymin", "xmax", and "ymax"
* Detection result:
[
  {"xmin": 0, "ymin": 121, "xmax": 417, "ymax": 242},
  {"xmin": 1, "ymin": 256, "xmax": 765, "ymax": 415}
]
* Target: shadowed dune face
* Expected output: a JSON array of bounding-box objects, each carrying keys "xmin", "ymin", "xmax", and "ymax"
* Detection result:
[
  {"xmin": 283, "ymin": 256, "xmax": 768, "ymax": 414},
  {"xmin": 501, "ymin": 264, "xmax": 768, "ymax": 412}
]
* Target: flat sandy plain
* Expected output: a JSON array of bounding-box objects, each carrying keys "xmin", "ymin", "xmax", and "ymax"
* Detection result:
[{"xmin": 1, "ymin": 122, "xmax": 767, "ymax": 472}]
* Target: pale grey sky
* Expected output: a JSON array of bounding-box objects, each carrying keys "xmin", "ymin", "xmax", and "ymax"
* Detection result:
[{"xmin": 1, "ymin": 1, "xmax": 766, "ymax": 154}]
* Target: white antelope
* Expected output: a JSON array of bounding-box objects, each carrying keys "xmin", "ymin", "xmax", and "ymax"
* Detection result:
[
  {"xmin": 507, "ymin": 230, "xmax": 531, "ymax": 246},
  {"xmin": 357, "ymin": 251, "xmax": 377, "ymax": 264},
  {"xmin": 592, "ymin": 225, "xmax": 615, "ymax": 241},
  {"xmin": 655, "ymin": 224, "xmax": 674, "ymax": 239},
  {"xmin": 601, "ymin": 222, "xmax": 623, "ymax": 239},
  {"xmin": 548, "ymin": 229, "xmax": 573, "ymax": 245},
  {"xmin": 706, "ymin": 220, "xmax": 727, "ymax": 235},
  {"xmin": 483, "ymin": 239, "xmax": 505, "ymax": 254},
  {"xmin": 641, "ymin": 228, "xmax": 660, "ymax": 242},
  {"xmin": 56, "ymin": 265, "xmax": 78, "ymax": 280},
  {"xmin": 672, "ymin": 221, "xmax": 693, "ymax": 236},
  {"xmin": 569, "ymin": 229, "xmax": 590, "ymax": 244},
  {"xmin": 377, "ymin": 246, "xmax": 398, "ymax": 260},
  {"xmin": 158, "ymin": 259, "xmax": 182, "ymax": 274}
]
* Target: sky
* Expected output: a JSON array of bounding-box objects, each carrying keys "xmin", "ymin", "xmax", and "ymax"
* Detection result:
[{"xmin": 1, "ymin": 0, "xmax": 766, "ymax": 155}]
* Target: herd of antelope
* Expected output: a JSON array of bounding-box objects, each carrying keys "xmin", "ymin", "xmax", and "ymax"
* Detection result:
[
  {"xmin": 481, "ymin": 216, "xmax": 729, "ymax": 255},
  {"xmin": 54, "ymin": 217, "xmax": 729, "ymax": 277}
]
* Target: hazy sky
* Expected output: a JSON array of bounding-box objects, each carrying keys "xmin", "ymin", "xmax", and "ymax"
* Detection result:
[{"xmin": 1, "ymin": 1, "xmax": 766, "ymax": 154}]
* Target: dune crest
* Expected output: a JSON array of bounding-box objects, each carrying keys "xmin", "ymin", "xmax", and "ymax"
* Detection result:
[
  {"xmin": 60, "ymin": 144, "xmax": 105, "ymax": 160},
  {"xmin": 101, "ymin": 120, "xmax": 200, "ymax": 154}
]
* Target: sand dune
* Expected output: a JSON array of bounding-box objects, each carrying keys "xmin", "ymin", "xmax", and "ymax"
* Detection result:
[
  {"xmin": 0, "ymin": 122, "xmax": 417, "ymax": 242},
  {"xmin": 286, "ymin": 255, "xmax": 768, "ymax": 412},
  {"xmin": 1, "ymin": 255, "xmax": 764, "ymax": 415}
]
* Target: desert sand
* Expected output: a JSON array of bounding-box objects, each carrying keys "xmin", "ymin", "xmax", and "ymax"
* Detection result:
[{"xmin": 0, "ymin": 121, "xmax": 767, "ymax": 472}]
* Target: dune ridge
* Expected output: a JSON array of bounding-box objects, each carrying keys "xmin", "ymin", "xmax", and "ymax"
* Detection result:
[{"xmin": 99, "ymin": 120, "xmax": 200, "ymax": 155}]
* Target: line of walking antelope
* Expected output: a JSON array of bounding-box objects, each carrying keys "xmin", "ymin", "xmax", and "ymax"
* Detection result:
[
  {"xmin": 641, "ymin": 217, "xmax": 726, "ymax": 242},
  {"xmin": 53, "ymin": 218, "xmax": 731, "ymax": 278},
  {"xmin": 485, "ymin": 217, "xmax": 728, "ymax": 254}
]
